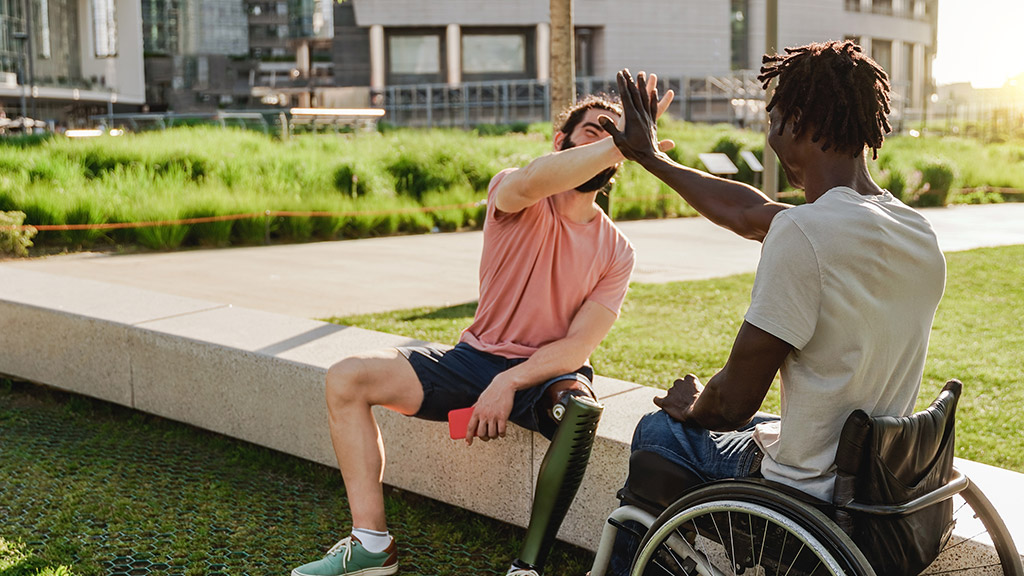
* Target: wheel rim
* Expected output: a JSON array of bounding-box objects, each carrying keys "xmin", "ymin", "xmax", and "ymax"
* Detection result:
[
  {"xmin": 920, "ymin": 482, "xmax": 1024, "ymax": 576},
  {"xmin": 632, "ymin": 500, "xmax": 851, "ymax": 576}
]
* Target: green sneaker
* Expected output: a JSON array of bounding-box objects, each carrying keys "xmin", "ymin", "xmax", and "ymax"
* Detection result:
[{"xmin": 291, "ymin": 535, "xmax": 398, "ymax": 576}]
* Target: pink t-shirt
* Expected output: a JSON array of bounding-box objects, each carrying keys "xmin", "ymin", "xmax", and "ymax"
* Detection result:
[{"xmin": 459, "ymin": 168, "xmax": 636, "ymax": 359}]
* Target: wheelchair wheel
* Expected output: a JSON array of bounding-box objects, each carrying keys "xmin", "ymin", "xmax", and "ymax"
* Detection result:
[
  {"xmin": 631, "ymin": 481, "xmax": 875, "ymax": 576},
  {"xmin": 922, "ymin": 480, "xmax": 1024, "ymax": 576}
]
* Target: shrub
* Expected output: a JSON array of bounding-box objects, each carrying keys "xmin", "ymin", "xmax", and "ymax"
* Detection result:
[
  {"xmin": 0, "ymin": 211, "xmax": 37, "ymax": 257},
  {"xmin": 58, "ymin": 203, "xmax": 108, "ymax": 247},
  {"xmin": 473, "ymin": 122, "xmax": 530, "ymax": 136},
  {"xmin": 913, "ymin": 158, "xmax": 957, "ymax": 207},
  {"xmin": 183, "ymin": 207, "xmax": 235, "ymax": 248},
  {"xmin": 952, "ymin": 187, "xmax": 1005, "ymax": 205},
  {"xmin": 881, "ymin": 169, "xmax": 907, "ymax": 201},
  {"xmin": 135, "ymin": 223, "xmax": 188, "ymax": 250}
]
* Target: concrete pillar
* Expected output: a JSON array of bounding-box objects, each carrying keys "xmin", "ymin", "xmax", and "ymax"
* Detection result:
[
  {"xmin": 447, "ymin": 24, "xmax": 461, "ymax": 86},
  {"xmin": 370, "ymin": 25, "xmax": 385, "ymax": 91},
  {"xmin": 912, "ymin": 42, "xmax": 925, "ymax": 107},
  {"xmin": 536, "ymin": 22, "xmax": 550, "ymax": 82},
  {"xmin": 763, "ymin": 0, "xmax": 779, "ymax": 200},
  {"xmin": 860, "ymin": 0, "xmax": 871, "ymax": 11},
  {"xmin": 891, "ymin": 39, "xmax": 903, "ymax": 86},
  {"xmin": 297, "ymin": 41, "xmax": 310, "ymax": 78}
]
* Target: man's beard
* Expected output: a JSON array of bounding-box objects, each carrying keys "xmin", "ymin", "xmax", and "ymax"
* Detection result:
[{"xmin": 561, "ymin": 136, "xmax": 618, "ymax": 193}]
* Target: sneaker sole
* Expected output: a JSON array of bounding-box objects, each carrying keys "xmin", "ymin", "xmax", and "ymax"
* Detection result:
[{"xmin": 291, "ymin": 564, "xmax": 398, "ymax": 576}]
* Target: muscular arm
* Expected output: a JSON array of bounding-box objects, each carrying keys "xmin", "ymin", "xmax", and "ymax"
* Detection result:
[
  {"xmin": 467, "ymin": 300, "xmax": 617, "ymax": 443},
  {"xmin": 495, "ymin": 74, "xmax": 674, "ymax": 215},
  {"xmin": 656, "ymin": 321, "xmax": 793, "ymax": 431},
  {"xmin": 492, "ymin": 137, "xmax": 623, "ymax": 214},
  {"xmin": 640, "ymin": 155, "xmax": 788, "ymax": 242},
  {"xmin": 600, "ymin": 69, "xmax": 789, "ymax": 242}
]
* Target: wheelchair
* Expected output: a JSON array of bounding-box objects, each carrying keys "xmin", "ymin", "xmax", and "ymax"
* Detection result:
[{"xmin": 590, "ymin": 380, "xmax": 1024, "ymax": 576}]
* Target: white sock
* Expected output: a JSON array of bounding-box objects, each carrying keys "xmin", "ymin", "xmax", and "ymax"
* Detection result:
[{"xmin": 352, "ymin": 528, "xmax": 392, "ymax": 553}]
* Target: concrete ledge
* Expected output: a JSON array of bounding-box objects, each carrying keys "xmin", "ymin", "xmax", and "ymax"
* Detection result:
[{"xmin": 1, "ymin": 267, "xmax": 1021, "ymax": 567}]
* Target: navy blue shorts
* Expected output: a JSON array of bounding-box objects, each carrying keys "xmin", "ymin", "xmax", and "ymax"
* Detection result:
[{"xmin": 398, "ymin": 342, "xmax": 594, "ymax": 440}]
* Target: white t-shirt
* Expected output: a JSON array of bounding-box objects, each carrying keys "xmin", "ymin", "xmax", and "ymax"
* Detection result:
[{"xmin": 746, "ymin": 187, "xmax": 946, "ymax": 502}]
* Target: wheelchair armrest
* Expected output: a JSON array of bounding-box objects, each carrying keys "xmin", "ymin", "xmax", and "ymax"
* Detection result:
[{"xmin": 838, "ymin": 468, "xmax": 968, "ymax": 516}]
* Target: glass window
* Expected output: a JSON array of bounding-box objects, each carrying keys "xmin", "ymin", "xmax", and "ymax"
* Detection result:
[
  {"xmin": 462, "ymin": 34, "xmax": 525, "ymax": 74},
  {"xmin": 389, "ymin": 35, "xmax": 440, "ymax": 75},
  {"xmin": 92, "ymin": 0, "xmax": 117, "ymax": 57}
]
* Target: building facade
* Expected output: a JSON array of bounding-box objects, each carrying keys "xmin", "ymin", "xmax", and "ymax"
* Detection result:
[
  {"xmin": 0, "ymin": 0, "xmax": 144, "ymax": 125},
  {"xmin": 337, "ymin": 0, "xmax": 936, "ymax": 125},
  {"xmin": 141, "ymin": 0, "xmax": 254, "ymax": 111}
]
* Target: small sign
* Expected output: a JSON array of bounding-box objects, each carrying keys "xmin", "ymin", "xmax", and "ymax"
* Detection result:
[
  {"xmin": 698, "ymin": 153, "xmax": 739, "ymax": 175},
  {"xmin": 740, "ymin": 150, "xmax": 764, "ymax": 172}
]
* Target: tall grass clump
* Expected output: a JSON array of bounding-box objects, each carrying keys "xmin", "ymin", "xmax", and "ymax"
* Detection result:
[{"xmin": 6, "ymin": 124, "xmax": 1024, "ymax": 254}]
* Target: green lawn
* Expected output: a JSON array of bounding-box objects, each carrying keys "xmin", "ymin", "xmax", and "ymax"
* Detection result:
[
  {"xmin": 329, "ymin": 244, "xmax": 1024, "ymax": 473},
  {"xmin": 0, "ymin": 380, "xmax": 593, "ymax": 576}
]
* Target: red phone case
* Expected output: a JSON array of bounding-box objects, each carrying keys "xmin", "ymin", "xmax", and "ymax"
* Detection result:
[{"xmin": 448, "ymin": 406, "xmax": 474, "ymax": 440}]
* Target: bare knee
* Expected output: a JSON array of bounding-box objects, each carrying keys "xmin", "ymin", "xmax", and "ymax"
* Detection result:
[{"xmin": 325, "ymin": 357, "xmax": 373, "ymax": 410}]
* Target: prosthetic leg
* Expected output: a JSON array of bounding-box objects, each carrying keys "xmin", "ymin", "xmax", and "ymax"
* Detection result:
[{"xmin": 511, "ymin": 387, "xmax": 604, "ymax": 574}]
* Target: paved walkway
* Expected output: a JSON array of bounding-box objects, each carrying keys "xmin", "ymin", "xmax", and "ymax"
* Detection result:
[{"xmin": 4, "ymin": 203, "xmax": 1023, "ymax": 319}]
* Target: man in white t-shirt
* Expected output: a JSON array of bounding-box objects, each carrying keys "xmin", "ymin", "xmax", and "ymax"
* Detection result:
[{"xmin": 600, "ymin": 41, "xmax": 946, "ymax": 573}]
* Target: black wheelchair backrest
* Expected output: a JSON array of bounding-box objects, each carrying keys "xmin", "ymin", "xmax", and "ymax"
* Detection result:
[{"xmin": 832, "ymin": 378, "xmax": 962, "ymax": 576}]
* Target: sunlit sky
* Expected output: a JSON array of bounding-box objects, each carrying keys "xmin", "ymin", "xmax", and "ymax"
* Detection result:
[{"xmin": 933, "ymin": 0, "xmax": 1024, "ymax": 88}]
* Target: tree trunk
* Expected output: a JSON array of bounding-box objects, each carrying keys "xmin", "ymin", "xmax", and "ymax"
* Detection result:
[{"xmin": 549, "ymin": 0, "xmax": 575, "ymax": 125}]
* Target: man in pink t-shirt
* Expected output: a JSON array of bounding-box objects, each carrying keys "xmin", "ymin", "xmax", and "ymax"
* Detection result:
[{"xmin": 292, "ymin": 87, "xmax": 674, "ymax": 576}]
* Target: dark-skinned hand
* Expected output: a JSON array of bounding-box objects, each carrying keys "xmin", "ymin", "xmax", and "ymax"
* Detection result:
[
  {"xmin": 653, "ymin": 373, "xmax": 704, "ymax": 424},
  {"xmin": 598, "ymin": 69, "xmax": 674, "ymax": 163}
]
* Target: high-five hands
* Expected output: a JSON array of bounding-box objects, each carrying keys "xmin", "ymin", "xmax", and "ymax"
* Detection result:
[{"xmin": 599, "ymin": 69, "xmax": 676, "ymax": 163}]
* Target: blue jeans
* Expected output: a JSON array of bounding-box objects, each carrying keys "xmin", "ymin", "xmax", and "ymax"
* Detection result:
[{"xmin": 607, "ymin": 409, "xmax": 780, "ymax": 576}]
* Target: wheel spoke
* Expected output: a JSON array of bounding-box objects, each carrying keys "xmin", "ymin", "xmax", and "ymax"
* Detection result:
[{"xmin": 728, "ymin": 511, "xmax": 738, "ymax": 576}]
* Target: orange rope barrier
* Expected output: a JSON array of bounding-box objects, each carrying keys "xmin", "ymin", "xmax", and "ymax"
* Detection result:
[
  {"xmin": 5, "ymin": 189, "xmax": 1020, "ymax": 233},
  {"xmin": 1, "ymin": 202, "xmax": 485, "ymax": 233}
]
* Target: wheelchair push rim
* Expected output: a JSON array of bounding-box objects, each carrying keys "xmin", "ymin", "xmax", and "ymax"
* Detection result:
[{"xmin": 631, "ymin": 481, "xmax": 875, "ymax": 576}]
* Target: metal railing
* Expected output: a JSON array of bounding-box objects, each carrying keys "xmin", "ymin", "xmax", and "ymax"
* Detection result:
[{"xmin": 377, "ymin": 73, "xmax": 771, "ymax": 129}]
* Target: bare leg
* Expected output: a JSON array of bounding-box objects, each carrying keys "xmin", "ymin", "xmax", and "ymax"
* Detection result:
[{"xmin": 324, "ymin": 349, "xmax": 423, "ymax": 532}]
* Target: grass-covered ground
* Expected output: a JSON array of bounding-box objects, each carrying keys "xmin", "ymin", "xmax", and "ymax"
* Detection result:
[
  {"xmin": 1, "ymin": 123, "xmax": 1020, "ymax": 253},
  {"xmin": 0, "ymin": 380, "xmax": 593, "ymax": 576},
  {"xmin": 330, "ymin": 245, "xmax": 1024, "ymax": 474}
]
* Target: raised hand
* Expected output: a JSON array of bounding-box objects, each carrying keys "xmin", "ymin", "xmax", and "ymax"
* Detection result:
[{"xmin": 599, "ymin": 69, "xmax": 675, "ymax": 164}]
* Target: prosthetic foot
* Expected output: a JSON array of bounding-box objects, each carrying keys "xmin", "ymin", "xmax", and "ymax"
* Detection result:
[{"xmin": 512, "ymin": 389, "xmax": 604, "ymax": 574}]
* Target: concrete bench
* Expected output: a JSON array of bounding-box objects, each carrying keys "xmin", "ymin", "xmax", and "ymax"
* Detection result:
[{"xmin": 1, "ymin": 266, "xmax": 1020, "ymax": 567}]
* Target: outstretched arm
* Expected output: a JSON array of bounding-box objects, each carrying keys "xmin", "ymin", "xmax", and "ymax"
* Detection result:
[
  {"xmin": 492, "ymin": 138, "xmax": 623, "ymax": 214},
  {"xmin": 494, "ymin": 74, "xmax": 674, "ymax": 215},
  {"xmin": 600, "ymin": 69, "xmax": 789, "ymax": 242}
]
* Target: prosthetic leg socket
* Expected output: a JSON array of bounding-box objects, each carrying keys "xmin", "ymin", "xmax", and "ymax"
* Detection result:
[{"xmin": 513, "ymin": 392, "xmax": 603, "ymax": 574}]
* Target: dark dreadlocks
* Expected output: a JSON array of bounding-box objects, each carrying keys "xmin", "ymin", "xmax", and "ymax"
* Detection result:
[{"xmin": 758, "ymin": 40, "xmax": 892, "ymax": 159}]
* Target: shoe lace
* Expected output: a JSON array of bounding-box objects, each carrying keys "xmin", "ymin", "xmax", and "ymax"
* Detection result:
[
  {"xmin": 326, "ymin": 536, "xmax": 354, "ymax": 568},
  {"xmin": 506, "ymin": 570, "xmax": 539, "ymax": 576}
]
